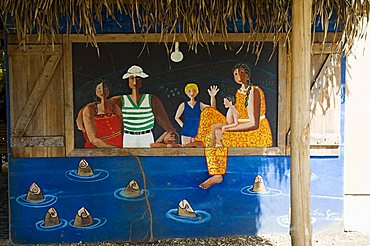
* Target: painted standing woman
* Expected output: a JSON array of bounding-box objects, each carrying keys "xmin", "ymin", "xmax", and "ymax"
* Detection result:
[
  {"xmin": 195, "ymin": 63, "xmax": 272, "ymax": 189},
  {"xmin": 81, "ymin": 80, "xmax": 123, "ymax": 148},
  {"xmin": 175, "ymin": 83, "xmax": 219, "ymax": 145}
]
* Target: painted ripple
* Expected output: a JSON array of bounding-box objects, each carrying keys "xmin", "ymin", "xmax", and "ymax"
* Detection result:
[
  {"xmin": 284, "ymin": 170, "xmax": 319, "ymax": 181},
  {"xmin": 240, "ymin": 185, "xmax": 282, "ymax": 196},
  {"xmin": 65, "ymin": 169, "xmax": 109, "ymax": 182},
  {"xmin": 113, "ymin": 188, "xmax": 149, "ymax": 201},
  {"xmin": 16, "ymin": 194, "xmax": 58, "ymax": 208},
  {"xmin": 35, "ymin": 219, "xmax": 68, "ymax": 231},
  {"xmin": 276, "ymin": 215, "xmax": 317, "ymax": 228},
  {"xmin": 166, "ymin": 209, "xmax": 211, "ymax": 224},
  {"xmin": 68, "ymin": 218, "xmax": 107, "ymax": 230}
]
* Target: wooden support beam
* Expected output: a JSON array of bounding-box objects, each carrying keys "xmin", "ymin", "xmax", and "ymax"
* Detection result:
[
  {"xmin": 291, "ymin": 1, "xmax": 312, "ymax": 245},
  {"xmin": 7, "ymin": 35, "xmax": 63, "ymax": 45},
  {"xmin": 8, "ymin": 45, "xmax": 62, "ymax": 56},
  {"xmin": 12, "ymin": 54, "xmax": 61, "ymax": 137},
  {"xmin": 11, "ymin": 136, "xmax": 64, "ymax": 148},
  {"xmin": 312, "ymin": 43, "xmax": 338, "ymax": 55},
  {"xmin": 63, "ymin": 35, "xmax": 74, "ymax": 156},
  {"xmin": 66, "ymin": 147, "xmax": 285, "ymax": 157},
  {"xmin": 68, "ymin": 33, "xmax": 279, "ymax": 43}
]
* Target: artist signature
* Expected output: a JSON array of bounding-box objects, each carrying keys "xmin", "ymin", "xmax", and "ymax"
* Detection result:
[{"xmin": 312, "ymin": 209, "xmax": 340, "ymax": 220}]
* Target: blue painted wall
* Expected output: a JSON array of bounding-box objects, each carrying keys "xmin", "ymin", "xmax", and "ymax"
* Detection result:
[{"xmin": 9, "ymin": 154, "xmax": 343, "ymax": 244}]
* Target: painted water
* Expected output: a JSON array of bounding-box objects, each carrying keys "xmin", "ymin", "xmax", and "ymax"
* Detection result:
[{"xmin": 9, "ymin": 156, "xmax": 343, "ymax": 244}]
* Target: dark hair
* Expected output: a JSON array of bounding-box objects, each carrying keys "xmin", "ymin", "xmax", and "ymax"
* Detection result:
[
  {"xmin": 224, "ymin": 95, "xmax": 236, "ymax": 105},
  {"xmin": 93, "ymin": 79, "xmax": 111, "ymax": 102},
  {"xmin": 166, "ymin": 131, "xmax": 180, "ymax": 144},
  {"xmin": 232, "ymin": 63, "xmax": 251, "ymax": 77},
  {"xmin": 174, "ymin": 131, "xmax": 180, "ymax": 144}
]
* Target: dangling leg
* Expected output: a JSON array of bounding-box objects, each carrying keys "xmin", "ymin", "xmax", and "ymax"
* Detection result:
[
  {"xmin": 199, "ymin": 175, "xmax": 223, "ymax": 189},
  {"xmin": 209, "ymin": 123, "xmax": 224, "ymax": 147},
  {"xmin": 199, "ymin": 147, "xmax": 228, "ymax": 189},
  {"xmin": 194, "ymin": 108, "xmax": 227, "ymax": 145},
  {"xmin": 214, "ymin": 128, "xmax": 223, "ymax": 147}
]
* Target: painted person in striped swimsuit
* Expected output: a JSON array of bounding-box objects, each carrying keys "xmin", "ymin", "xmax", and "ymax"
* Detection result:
[
  {"xmin": 112, "ymin": 65, "xmax": 176, "ymax": 147},
  {"xmin": 77, "ymin": 65, "xmax": 175, "ymax": 148}
]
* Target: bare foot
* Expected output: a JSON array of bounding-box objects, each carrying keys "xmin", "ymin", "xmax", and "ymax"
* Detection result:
[{"xmin": 199, "ymin": 175, "xmax": 223, "ymax": 189}]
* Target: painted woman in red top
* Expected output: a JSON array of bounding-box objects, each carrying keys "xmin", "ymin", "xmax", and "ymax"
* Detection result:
[{"xmin": 82, "ymin": 80, "xmax": 124, "ymax": 148}]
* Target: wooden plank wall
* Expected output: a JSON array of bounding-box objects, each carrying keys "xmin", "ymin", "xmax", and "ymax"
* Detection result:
[
  {"xmin": 8, "ymin": 36, "xmax": 65, "ymax": 157},
  {"xmin": 285, "ymin": 44, "xmax": 342, "ymax": 156},
  {"xmin": 309, "ymin": 53, "xmax": 341, "ymax": 156}
]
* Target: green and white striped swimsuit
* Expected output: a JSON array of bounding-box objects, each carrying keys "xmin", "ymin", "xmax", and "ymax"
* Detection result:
[{"xmin": 121, "ymin": 94, "xmax": 155, "ymax": 132}]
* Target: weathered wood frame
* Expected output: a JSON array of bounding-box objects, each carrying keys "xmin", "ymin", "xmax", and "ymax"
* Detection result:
[
  {"xmin": 8, "ymin": 40, "xmax": 66, "ymax": 157},
  {"xmin": 64, "ymin": 33, "xmax": 288, "ymax": 157}
]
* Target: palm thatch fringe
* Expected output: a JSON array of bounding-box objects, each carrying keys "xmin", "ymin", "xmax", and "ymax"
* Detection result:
[{"xmin": 0, "ymin": 0, "xmax": 369, "ymax": 56}]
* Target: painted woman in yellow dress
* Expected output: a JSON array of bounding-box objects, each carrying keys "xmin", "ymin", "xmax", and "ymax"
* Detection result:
[{"xmin": 196, "ymin": 63, "xmax": 273, "ymax": 189}]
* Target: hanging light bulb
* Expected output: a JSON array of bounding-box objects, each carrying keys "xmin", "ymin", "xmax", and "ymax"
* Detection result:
[{"xmin": 170, "ymin": 42, "xmax": 184, "ymax": 63}]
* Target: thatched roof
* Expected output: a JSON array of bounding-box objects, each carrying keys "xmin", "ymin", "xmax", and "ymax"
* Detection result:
[{"xmin": 0, "ymin": 0, "xmax": 369, "ymax": 55}]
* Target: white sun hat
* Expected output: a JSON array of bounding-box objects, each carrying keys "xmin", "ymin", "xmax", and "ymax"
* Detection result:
[{"xmin": 122, "ymin": 65, "xmax": 149, "ymax": 79}]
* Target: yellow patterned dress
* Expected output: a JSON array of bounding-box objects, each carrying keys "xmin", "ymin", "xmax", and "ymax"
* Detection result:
[{"xmin": 195, "ymin": 86, "xmax": 272, "ymax": 175}]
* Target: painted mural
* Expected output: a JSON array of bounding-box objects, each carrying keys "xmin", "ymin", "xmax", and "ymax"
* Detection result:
[
  {"xmin": 73, "ymin": 42, "xmax": 278, "ymax": 150},
  {"xmin": 73, "ymin": 42, "xmax": 277, "ymax": 189}
]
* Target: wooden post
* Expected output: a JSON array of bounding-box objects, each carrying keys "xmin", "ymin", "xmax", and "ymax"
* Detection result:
[{"xmin": 290, "ymin": 0, "xmax": 312, "ymax": 245}]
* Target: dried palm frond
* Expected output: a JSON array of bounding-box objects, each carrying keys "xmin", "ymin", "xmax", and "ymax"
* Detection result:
[{"xmin": 0, "ymin": 0, "xmax": 369, "ymax": 56}]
